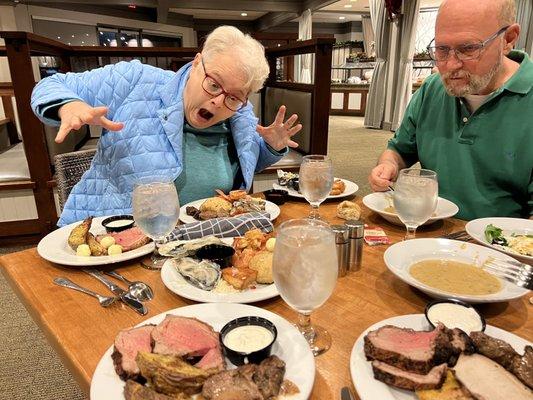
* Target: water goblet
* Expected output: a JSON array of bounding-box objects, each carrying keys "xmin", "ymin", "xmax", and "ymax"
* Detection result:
[
  {"xmin": 132, "ymin": 178, "xmax": 180, "ymax": 270},
  {"xmin": 393, "ymin": 168, "xmax": 438, "ymax": 240},
  {"xmin": 272, "ymin": 218, "xmax": 338, "ymax": 356},
  {"xmin": 299, "ymin": 155, "xmax": 334, "ymax": 219}
]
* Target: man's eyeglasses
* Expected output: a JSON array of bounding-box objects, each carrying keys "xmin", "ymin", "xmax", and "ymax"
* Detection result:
[
  {"xmin": 200, "ymin": 58, "xmax": 247, "ymax": 112},
  {"xmin": 427, "ymin": 26, "xmax": 509, "ymax": 62}
]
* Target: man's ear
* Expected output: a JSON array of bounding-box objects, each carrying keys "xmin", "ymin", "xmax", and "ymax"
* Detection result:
[
  {"xmin": 192, "ymin": 53, "xmax": 202, "ymax": 67},
  {"xmin": 503, "ymin": 24, "xmax": 520, "ymax": 54}
]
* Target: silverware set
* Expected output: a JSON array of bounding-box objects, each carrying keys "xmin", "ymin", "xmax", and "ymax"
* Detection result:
[
  {"xmin": 53, "ymin": 269, "xmax": 153, "ymax": 315},
  {"xmin": 440, "ymin": 229, "xmax": 473, "ymax": 242},
  {"xmin": 483, "ymin": 258, "xmax": 533, "ymax": 290}
]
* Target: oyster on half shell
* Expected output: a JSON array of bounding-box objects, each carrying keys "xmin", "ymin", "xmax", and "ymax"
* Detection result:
[
  {"xmin": 159, "ymin": 236, "xmax": 225, "ymax": 259},
  {"xmin": 175, "ymin": 257, "xmax": 221, "ymax": 291}
]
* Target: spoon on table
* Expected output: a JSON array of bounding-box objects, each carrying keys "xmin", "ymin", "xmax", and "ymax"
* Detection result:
[
  {"xmin": 53, "ymin": 277, "xmax": 117, "ymax": 307},
  {"xmin": 104, "ymin": 270, "xmax": 154, "ymax": 302}
]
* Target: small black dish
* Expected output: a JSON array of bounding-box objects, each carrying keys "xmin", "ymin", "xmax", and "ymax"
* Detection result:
[
  {"xmin": 424, "ymin": 298, "xmax": 486, "ymax": 333},
  {"xmin": 263, "ymin": 189, "xmax": 288, "ymax": 205},
  {"xmin": 101, "ymin": 215, "xmax": 135, "ymax": 233},
  {"xmin": 196, "ymin": 244, "xmax": 235, "ymax": 268},
  {"xmin": 220, "ymin": 316, "xmax": 278, "ymax": 366}
]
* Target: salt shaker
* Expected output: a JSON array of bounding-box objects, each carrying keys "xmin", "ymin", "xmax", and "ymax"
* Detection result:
[
  {"xmin": 331, "ymin": 225, "xmax": 349, "ymax": 277},
  {"xmin": 345, "ymin": 220, "xmax": 364, "ymax": 271}
]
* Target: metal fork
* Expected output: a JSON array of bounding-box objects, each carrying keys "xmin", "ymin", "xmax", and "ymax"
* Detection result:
[
  {"xmin": 440, "ymin": 230, "xmax": 473, "ymax": 242},
  {"xmin": 483, "ymin": 258, "xmax": 533, "ymax": 290}
]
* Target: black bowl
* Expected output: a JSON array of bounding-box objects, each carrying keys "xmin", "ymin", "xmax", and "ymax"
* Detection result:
[
  {"xmin": 220, "ymin": 316, "xmax": 277, "ymax": 366},
  {"xmin": 263, "ymin": 189, "xmax": 288, "ymax": 205},
  {"xmin": 101, "ymin": 215, "xmax": 135, "ymax": 233},
  {"xmin": 424, "ymin": 298, "xmax": 486, "ymax": 333},
  {"xmin": 195, "ymin": 244, "xmax": 235, "ymax": 268}
]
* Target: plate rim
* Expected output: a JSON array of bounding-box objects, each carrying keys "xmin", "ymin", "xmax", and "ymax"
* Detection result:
[{"xmin": 273, "ymin": 177, "xmax": 359, "ymax": 199}]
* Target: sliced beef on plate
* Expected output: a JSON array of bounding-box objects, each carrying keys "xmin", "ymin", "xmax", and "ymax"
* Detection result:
[
  {"xmin": 124, "ymin": 379, "xmax": 183, "ymax": 400},
  {"xmin": 253, "ymin": 355, "xmax": 286, "ymax": 399},
  {"xmin": 112, "ymin": 324, "xmax": 155, "ymax": 381},
  {"xmin": 447, "ymin": 328, "xmax": 475, "ymax": 366},
  {"xmin": 98, "ymin": 227, "xmax": 150, "ymax": 251},
  {"xmin": 195, "ymin": 346, "xmax": 225, "ymax": 370},
  {"xmin": 371, "ymin": 360, "xmax": 448, "ymax": 391},
  {"xmin": 453, "ymin": 353, "xmax": 533, "ymax": 400},
  {"xmin": 202, "ymin": 364, "xmax": 263, "ymax": 400},
  {"xmin": 364, "ymin": 323, "xmax": 453, "ymax": 374}
]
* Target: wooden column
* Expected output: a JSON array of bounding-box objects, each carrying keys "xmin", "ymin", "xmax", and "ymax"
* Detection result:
[{"xmin": 310, "ymin": 41, "xmax": 332, "ymax": 155}]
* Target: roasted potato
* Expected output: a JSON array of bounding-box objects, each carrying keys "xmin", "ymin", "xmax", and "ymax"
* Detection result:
[
  {"xmin": 67, "ymin": 217, "xmax": 92, "ymax": 250},
  {"xmin": 222, "ymin": 267, "xmax": 257, "ymax": 290},
  {"xmin": 199, "ymin": 197, "xmax": 232, "ymax": 214},
  {"xmin": 249, "ymin": 251, "xmax": 273, "ymax": 284},
  {"xmin": 86, "ymin": 232, "xmax": 106, "ymax": 256}
]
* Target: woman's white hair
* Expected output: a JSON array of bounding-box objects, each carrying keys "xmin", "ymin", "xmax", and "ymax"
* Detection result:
[{"xmin": 201, "ymin": 26, "xmax": 269, "ymax": 93}]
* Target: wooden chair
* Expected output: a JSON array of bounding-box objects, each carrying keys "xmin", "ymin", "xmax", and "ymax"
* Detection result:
[{"xmin": 54, "ymin": 149, "xmax": 96, "ymax": 211}]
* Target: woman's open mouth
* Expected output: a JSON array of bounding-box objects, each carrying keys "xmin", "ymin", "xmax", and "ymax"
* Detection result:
[{"xmin": 198, "ymin": 108, "xmax": 214, "ymax": 122}]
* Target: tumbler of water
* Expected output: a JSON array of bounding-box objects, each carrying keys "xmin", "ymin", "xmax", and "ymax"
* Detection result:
[
  {"xmin": 299, "ymin": 155, "xmax": 334, "ymax": 219},
  {"xmin": 393, "ymin": 168, "xmax": 438, "ymax": 240},
  {"xmin": 272, "ymin": 218, "xmax": 338, "ymax": 356},
  {"xmin": 133, "ymin": 179, "xmax": 180, "ymax": 270}
]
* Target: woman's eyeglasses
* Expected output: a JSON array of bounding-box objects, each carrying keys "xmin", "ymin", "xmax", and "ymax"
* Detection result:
[
  {"xmin": 427, "ymin": 26, "xmax": 509, "ymax": 62},
  {"xmin": 200, "ymin": 58, "xmax": 247, "ymax": 111}
]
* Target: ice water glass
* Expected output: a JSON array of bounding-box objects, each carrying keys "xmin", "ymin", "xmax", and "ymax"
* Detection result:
[
  {"xmin": 272, "ymin": 219, "xmax": 338, "ymax": 356},
  {"xmin": 299, "ymin": 155, "xmax": 334, "ymax": 219},
  {"xmin": 393, "ymin": 168, "xmax": 438, "ymax": 240},
  {"xmin": 132, "ymin": 179, "xmax": 180, "ymax": 270}
]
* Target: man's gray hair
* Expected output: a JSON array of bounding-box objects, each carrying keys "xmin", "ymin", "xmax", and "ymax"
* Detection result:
[
  {"xmin": 202, "ymin": 26, "xmax": 269, "ymax": 93},
  {"xmin": 499, "ymin": 0, "xmax": 516, "ymax": 26}
]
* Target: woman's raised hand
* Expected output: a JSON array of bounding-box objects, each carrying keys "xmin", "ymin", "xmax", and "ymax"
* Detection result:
[
  {"xmin": 256, "ymin": 105, "xmax": 302, "ymax": 151},
  {"xmin": 56, "ymin": 101, "xmax": 124, "ymax": 143}
]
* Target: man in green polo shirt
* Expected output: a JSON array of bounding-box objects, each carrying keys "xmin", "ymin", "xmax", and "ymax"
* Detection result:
[{"xmin": 368, "ymin": 0, "xmax": 532, "ymax": 220}]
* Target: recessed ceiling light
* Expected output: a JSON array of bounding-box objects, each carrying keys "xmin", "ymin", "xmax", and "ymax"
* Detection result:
[
  {"xmin": 57, "ymin": 36, "xmax": 61, "ymax": 39},
  {"xmin": 339, "ymin": 16, "xmax": 346, "ymax": 20},
  {"xmin": 86, "ymin": 33, "xmax": 89, "ymax": 36},
  {"xmin": 344, "ymin": 4, "xmax": 352, "ymax": 7},
  {"xmin": 81, "ymin": 41, "xmax": 84, "ymax": 44},
  {"xmin": 68, "ymin": 42, "xmax": 71, "ymax": 45},
  {"xmin": 241, "ymin": 12, "xmax": 248, "ymax": 16}
]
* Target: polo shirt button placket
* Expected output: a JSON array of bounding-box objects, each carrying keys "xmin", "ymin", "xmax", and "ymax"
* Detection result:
[{"xmin": 462, "ymin": 117, "xmax": 468, "ymax": 123}]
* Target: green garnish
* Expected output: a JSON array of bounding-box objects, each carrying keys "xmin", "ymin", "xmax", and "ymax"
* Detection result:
[{"xmin": 484, "ymin": 224, "xmax": 508, "ymax": 246}]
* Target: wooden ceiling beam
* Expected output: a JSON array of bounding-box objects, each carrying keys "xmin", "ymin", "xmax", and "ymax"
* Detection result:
[{"xmin": 156, "ymin": 0, "xmax": 169, "ymax": 23}]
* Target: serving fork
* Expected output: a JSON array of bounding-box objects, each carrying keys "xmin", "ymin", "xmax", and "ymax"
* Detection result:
[{"xmin": 483, "ymin": 258, "xmax": 533, "ymax": 290}]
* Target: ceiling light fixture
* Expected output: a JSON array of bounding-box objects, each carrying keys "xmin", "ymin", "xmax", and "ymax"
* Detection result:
[
  {"xmin": 339, "ymin": 16, "xmax": 346, "ymax": 20},
  {"xmin": 344, "ymin": 4, "xmax": 352, "ymax": 7},
  {"xmin": 86, "ymin": 33, "xmax": 89, "ymax": 36},
  {"xmin": 81, "ymin": 41, "xmax": 84, "ymax": 44},
  {"xmin": 71, "ymin": 34, "xmax": 75, "ymax": 38},
  {"xmin": 241, "ymin": 12, "xmax": 248, "ymax": 16},
  {"xmin": 128, "ymin": 4, "xmax": 136, "ymax": 8},
  {"xmin": 57, "ymin": 36, "xmax": 61, "ymax": 39}
]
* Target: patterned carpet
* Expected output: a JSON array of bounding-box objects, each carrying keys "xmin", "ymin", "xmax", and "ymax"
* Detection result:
[{"xmin": 0, "ymin": 116, "xmax": 391, "ymax": 400}]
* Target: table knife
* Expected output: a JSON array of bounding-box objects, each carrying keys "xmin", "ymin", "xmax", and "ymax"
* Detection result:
[
  {"xmin": 83, "ymin": 269, "xmax": 147, "ymax": 315},
  {"xmin": 341, "ymin": 386, "xmax": 355, "ymax": 400}
]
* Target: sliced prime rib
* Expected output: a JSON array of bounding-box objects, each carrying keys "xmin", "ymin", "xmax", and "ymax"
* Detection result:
[
  {"xmin": 98, "ymin": 226, "xmax": 150, "ymax": 251},
  {"xmin": 124, "ymin": 379, "xmax": 181, "ymax": 400},
  {"xmin": 364, "ymin": 323, "xmax": 453, "ymax": 374},
  {"xmin": 470, "ymin": 331, "xmax": 533, "ymax": 389},
  {"xmin": 151, "ymin": 315, "xmax": 225, "ymax": 371},
  {"xmin": 371, "ymin": 360, "xmax": 448, "ymax": 391},
  {"xmin": 253, "ymin": 355, "xmax": 286, "ymax": 399},
  {"xmin": 447, "ymin": 328, "xmax": 475, "ymax": 366},
  {"xmin": 453, "ymin": 353, "xmax": 533, "ymax": 400},
  {"xmin": 112, "ymin": 324, "xmax": 155, "ymax": 380}
]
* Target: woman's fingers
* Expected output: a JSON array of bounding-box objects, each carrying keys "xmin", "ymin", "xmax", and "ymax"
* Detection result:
[
  {"xmin": 283, "ymin": 114, "xmax": 298, "ymax": 128},
  {"xmin": 287, "ymin": 140, "xmax": 299, "ymax": 148},
  {"xmin": 288, "ymin": 124, "xmax": 302, "ymax": 136},
  {"xmin": 274, "ymin": 105, "xmax": 286, "ymax": 125},
  {"xmin": 100, "ymin": 116, "xmax": 124, "ymax": 131},
  {"xmin": 70, "ymin": 116, "xmax": 83, "ymax": 130},
  {"xmin": 55, "ymin": 122, "xmax": 72, "ymax": 143}
]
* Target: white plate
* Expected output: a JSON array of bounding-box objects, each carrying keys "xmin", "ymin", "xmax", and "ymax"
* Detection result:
[
  {"xmin": 465, "ymin": 217, "xmax": 533, "ymax": 265},
  {"xmin": 273, "ymin": 177, "xmax": 359, "ymax": 199},
  {"xmin": 37, "ymin": 216, "xmax": 154, "ymax": 267},
  {"xmin": 90, "ymin": 303, "xmax": 315, "ymax": 400},
  {"xmin": 383, "ymin": 238, "xmax": 529, "ymax": 303},
  {"xmin": 179, "ymin": 198, "xmax": 280, "ymax": 224},
  {"xmin": 160, "ymin": 238, "xmax": 278, "ymax": 303},
  {"xmin": 362, "ymin": 192, "xmax": 459, "ymax": 226},
  {"xmin": 350, "ymin": 314, "xmax": 532, "ymax": 400}
]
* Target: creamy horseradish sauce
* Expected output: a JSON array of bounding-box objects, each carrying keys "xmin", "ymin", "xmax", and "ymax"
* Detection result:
[
  {"xmin": 223, "ymin": 325, "xmax": 274, "ymax": 353},
  {"xmin": 427, "ymin": 303, "xmax": 483, "ymax": 334},
  {"xmin": 105, "ymin": 219, "xmax": 132, "ymax": 228}
]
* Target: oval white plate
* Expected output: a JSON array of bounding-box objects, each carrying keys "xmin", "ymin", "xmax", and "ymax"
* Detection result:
[
  {"xmin": 37, "ymin": 216, "xmax": 154, "ymax": 267},
  {"xmin": 465, "ymin": 217, "xmax": 533, "ymax": 265},
  {"xmin": 350, "ymin": 314, "xmax": 532, "ymax": 400},
  {"xmin": 179, "ymin": 198, "xmax": 280, "ymax": 224},
  {"xmin": 90, "ymin": 303, "xmax": 315, "ymax": 400},
  {"xmin": 273, "ymin": 177, "xmax": 359, "ymax": 199},
  {"xmin": 160, "ymin": 238, "xmax": 278, "ymax": 303},
  {"xmin": 363, "ymin": 193, "xmax": 459, "ymax": 226},
  {"xmin": 383, "ymin": 238, "xmax": 529, "ymax": 303}
]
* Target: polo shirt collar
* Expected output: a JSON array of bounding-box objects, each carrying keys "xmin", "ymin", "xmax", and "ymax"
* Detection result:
[{"xmin": 503, "ymin": 50, "xmax": 533, "ymax": 95}]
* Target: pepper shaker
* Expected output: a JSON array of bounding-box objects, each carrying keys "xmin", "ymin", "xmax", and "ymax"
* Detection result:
[
  {"xmin": 345, "ymin": 220, "xmax": 364, "ymax": 271},
  {"xmin": 331, "ymin": 225, "xmax": 349, "ymax": 277}
]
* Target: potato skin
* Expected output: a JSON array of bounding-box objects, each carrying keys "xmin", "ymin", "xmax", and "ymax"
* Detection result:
[
  {"xmin": 67, "ymin": 217, "xmax": 92, "ymax": 250},
  {"xmin": 87, "ymin": 232, "xmax": 106, "ymax": 256}
]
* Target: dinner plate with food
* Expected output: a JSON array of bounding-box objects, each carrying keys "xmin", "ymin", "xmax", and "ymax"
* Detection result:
[
  {"xmin": 274, "ymin": 169, "xmax": 359, "ymax": 199},
  {"xmin": 465, "ymin": 217, "xmax": 533, "ymax": 264},
  {"xmin": 383, "ymin": 238, "xmax": 530, "ymax": 303},
  {"xmin": 180, "ymin": 190, "xmax": 280, "ymax": 223},
  {"xmin": 37, "ymin": 215, "xmax": 154, "ymax": 266},
  {"xmin": 160, "ymin": 229, "xmax": 278, "ymax": 303},
  {"xmin": 362, "ymin": 192, "xmax": 459, "ymax": 226},
  {"xmin": 350, "ymin": 313, "xmax": 532, "ymax": 400},
  {"xmin": 90, "ymin": 303, "xmax": 315, "ymax": 400}
]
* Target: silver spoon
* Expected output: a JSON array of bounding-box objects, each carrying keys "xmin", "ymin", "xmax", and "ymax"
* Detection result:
[
  {"xmin": 104, "ymin": 270, "xmax": 154, "ymax": 301},
  {"xmin": 53, "ymin": 277, "xmax": 117, "ymax": 307}
]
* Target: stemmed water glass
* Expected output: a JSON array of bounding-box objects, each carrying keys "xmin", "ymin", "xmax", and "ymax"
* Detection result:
[
  {"xmin": 393, "ymin": 168, "xmax": 438, "ymax": 240},
  {"xmin": 132, "ymin": 178, "xmax": 180, "ymax": 270},
  {"xmin": 299, "ymin": 155, "xmax": 334, "ymax": 219},
  {"xmin": 272, "ymin": 219, "xmax": 338, "ymax": 356}
]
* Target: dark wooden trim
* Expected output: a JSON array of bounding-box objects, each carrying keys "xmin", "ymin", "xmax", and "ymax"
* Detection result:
[
  {"xmin": 0, "ymin": 181, "xmax": 37, "ymax": 191},
  {"xmin": 329, "ymin": 88, "xmax": 368, "ymax": 116},
  {"xmin": 68, "ymin": 46, "xmax": 199, "ymax": 57},
  {"xmin": 266, "ymin": 81, "xmax": 314, "ymax": 92},
  {"xmin": 0, "ymin": 82, "xmax": 15, "ymax": 96},
  {"xmin": 0, "ymin": 46, "xmax": 6, "ymax": 57},
  {"xmin": 1, "ymin": 95, "xmax": 20, "ymax": 144},
  {"xmin": 0, "ymin": 219, "xmax": 42, "ymax": 237},
  {"xmin": 265, "ymin": 38, "xmax": 335, "ymax": 58}
]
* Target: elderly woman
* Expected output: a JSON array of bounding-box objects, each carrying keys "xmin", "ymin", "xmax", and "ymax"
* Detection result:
[{"xmin": 31, "ymin": 26, "xmax": 301, "ymax": 226}]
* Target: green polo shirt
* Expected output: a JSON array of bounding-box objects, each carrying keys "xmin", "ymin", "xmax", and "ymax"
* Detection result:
[{"xmin": 388, "ymin": 51, "xmax": 533, "ymax": 220}]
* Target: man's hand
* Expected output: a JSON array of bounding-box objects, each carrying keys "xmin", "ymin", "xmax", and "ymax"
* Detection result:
[
  {"xmin": 256, "ymin": 105, "xmax": 302, "ymax": 151},
  {"xmin": 56, "ymin": 101, "xmax": 124, "ymax": 143},
  {"xmin": 369, "ymin": 162, "xmax": 399, "ymax": 192}
]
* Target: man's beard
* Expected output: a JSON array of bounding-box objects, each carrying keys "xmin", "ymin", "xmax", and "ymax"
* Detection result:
[{"xmin": 441, "ymin": 57, "xmax": 502, "ymax": 97}]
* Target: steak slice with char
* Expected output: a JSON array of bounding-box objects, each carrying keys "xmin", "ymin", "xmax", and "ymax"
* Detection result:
[
  {"xmin": 371, "ymin": 361, "xmax": 448, "ymax": 391},
  {"xmin": 112, "ymin": 324, "xmax": 155, "ymax": 381},
  {"xmin": 253, "ymin": 355, "xmax": 286, "ymax": 399},
  {"xmin": 447, "ymin": 328, "xmax": 475, "ymax": 366},
  {"xmin": 98, "ymin": 227, "xmax": 150, "ymax": 251},
  {"xmin": 202, "ymin": 364, "xmax": 263, "ymax": 400},
  {"xmin": 364, "ymin": 323, "xmax": 452, "ymax": 374}
]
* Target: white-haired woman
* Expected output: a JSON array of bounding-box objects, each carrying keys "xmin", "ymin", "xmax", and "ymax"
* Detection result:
[{"xmin": 31, "ymin": 26, "xmax": 301, "ymax": 226}]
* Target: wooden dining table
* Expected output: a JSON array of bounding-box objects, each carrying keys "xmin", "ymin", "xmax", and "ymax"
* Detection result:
[{"xmin": 1, "ymin": 196, "xmax": 531, "ymax": 400}]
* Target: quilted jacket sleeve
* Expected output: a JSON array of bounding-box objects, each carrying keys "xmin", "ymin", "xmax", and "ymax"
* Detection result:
[{"xmin": 31, "ymin": 60, "xmax": 145, "ymax": 126}]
